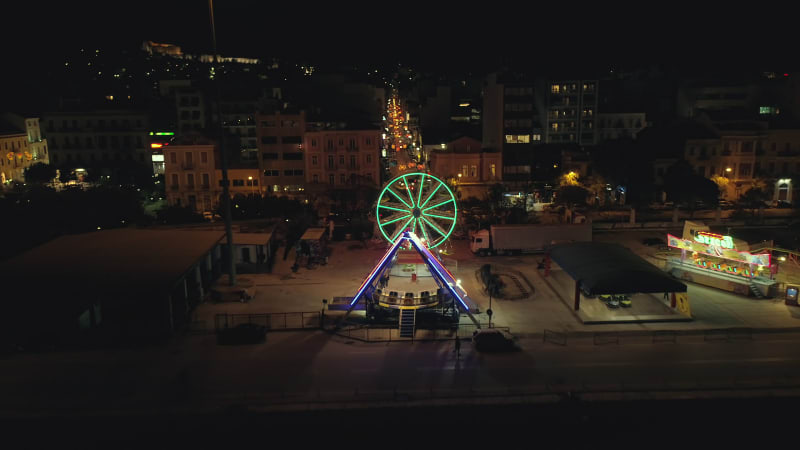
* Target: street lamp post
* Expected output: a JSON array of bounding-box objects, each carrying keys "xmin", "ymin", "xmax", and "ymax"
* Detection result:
[{"xmin": 209, "ymin": 0, "xmax": 236, "ymax": 286}]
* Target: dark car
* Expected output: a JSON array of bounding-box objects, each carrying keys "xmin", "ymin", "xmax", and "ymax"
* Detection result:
[
  {"xmin": 217, "ymin": 323, "xmax": 267, "ymax": 345},
  {"xmin": 472, "ymin": 328, "xmax": 519, "ymax": 352}
]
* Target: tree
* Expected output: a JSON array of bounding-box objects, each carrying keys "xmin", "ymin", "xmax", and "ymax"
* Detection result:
[
  {"xmin": 24, "ymin": 163, "xmax": 56, "ymax": 184},
  {"xmin": 663, "ymin": 160, "xmax": 719, "ymax": 210},
  {"xmin": 557, "ymin": 185, "xmax": 590, "ymax": 206},
  {"xmin": 740, "ymin": 187, "xmax": 769, "ymax": 218}
]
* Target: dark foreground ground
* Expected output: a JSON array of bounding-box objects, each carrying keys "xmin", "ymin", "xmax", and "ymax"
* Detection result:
[{"xmin": 2, "ymin": 396, "xmax": 794, "ymax": 444}]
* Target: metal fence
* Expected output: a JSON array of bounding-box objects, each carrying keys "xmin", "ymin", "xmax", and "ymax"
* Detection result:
[
  {"xmin": 334, "ymin": 322, "xmax": 508, "ymax": 342},
  {"xmin": 214, "ymin": 312, "xmax": 321, "ymax": 332}
]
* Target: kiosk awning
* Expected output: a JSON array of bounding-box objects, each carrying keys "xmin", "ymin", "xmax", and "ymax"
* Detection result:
[{"xmin": 549, "ymin": 242, "xmax": 687, "ymax": 294}]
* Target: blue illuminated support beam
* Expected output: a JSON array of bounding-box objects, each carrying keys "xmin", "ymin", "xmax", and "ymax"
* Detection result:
[
  {"xmin": 405, "ymin": 231, "xmax": 481, "ymax": 328},
  {"xmin": 339, "ymin": 232, "xmax": 408, "ymax": 324}
]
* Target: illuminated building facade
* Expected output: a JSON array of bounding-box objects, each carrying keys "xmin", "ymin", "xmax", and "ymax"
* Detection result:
[
  {"xmin": 304, "ymin": 128, "xmax": 381, "ymax": 192},
  {"xmin": 543, "ymin": 80, "xmax": 598, "ymax": 146}
]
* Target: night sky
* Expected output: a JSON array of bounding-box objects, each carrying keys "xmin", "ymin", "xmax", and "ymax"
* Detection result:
[{"xmin": 3, "ymin": 3, "xmax": 796, "ymax": 95}]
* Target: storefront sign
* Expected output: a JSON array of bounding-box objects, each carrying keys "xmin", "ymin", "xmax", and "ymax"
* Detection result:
[
  {"xmin": 694, "ymin": 232, "xmax": 734, "ymax": 249},
  {"xmin": 667, "ymin": 234, "xmax": 771, "ymax": 267}
]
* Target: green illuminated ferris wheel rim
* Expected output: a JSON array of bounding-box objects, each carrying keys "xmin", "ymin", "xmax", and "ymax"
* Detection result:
[{"xmin": 376, "ymin": 172, "xmax": 457, "ymax": 249}]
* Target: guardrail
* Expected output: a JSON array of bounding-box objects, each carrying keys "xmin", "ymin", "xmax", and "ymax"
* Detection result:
[
  {"xmin": 213, "ymin": 312, "xmax": 320, "ymax": 332},
  {"xmin": 334, "ymin": 322, "xmax": 507, "ymax": 342}
]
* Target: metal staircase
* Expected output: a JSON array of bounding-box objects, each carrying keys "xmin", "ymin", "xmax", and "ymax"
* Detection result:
[
  {"xmin": 399, "ymin": 309, "xmax": 416, "ymax": 338},
  {"xmin": 747, "ymin": 278, "xmax": 765, "ymax": 299}
]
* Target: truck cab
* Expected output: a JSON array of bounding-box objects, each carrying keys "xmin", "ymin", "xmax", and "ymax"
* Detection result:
[{"xmin": 470, "ymin": 229, "xmax": 491, "ymax": 255}]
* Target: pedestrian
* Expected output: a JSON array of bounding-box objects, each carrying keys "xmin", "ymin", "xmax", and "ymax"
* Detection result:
[
  {"xmin": 454, "ymin": 335, "xmax": 461, "ymax": 358},
  {"xmin": 663, "ymin": 292, "xmax": 669, "ymax": 301}
]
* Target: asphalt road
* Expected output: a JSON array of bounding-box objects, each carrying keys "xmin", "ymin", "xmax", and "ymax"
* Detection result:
[{"xmin": 2, "ymin": 331, "xmax": 799, "ymax": 419}]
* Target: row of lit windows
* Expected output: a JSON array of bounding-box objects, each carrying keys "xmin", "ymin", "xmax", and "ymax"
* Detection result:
[{"xmin": 504, "ymin": 134, "xmax": 541, "ymax": 144}]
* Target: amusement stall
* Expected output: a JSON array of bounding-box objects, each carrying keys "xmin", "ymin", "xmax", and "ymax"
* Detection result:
[{"xmin": 665, "ymin": 222, "xmax": 778, "ymax": 298}]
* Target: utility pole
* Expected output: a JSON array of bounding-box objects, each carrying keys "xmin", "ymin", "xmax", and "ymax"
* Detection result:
[{"xmin": 209, "ymin": 0, "xmax": 236, "ymax": 286}]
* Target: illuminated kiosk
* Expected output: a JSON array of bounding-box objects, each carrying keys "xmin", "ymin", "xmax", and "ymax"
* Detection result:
[
  {"xmin": 335, "ymin": 173, "xmax": 480, "ymax": 332},
  {"xmin": 665, "ymin": 224, "xmax": 778, "ymax": 298}
]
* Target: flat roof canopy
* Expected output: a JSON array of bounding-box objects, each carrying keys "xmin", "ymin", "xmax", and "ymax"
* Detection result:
[
  {"xmin": 550, "ymin": 242, "xmax": 687, "ymax": 295},
  {"xmin": 300, "ymin": 228, "xmax": 326, "ymax": 241},
  {"xmin": 224, "ymin": 231, "xmax": 273, "ymax": 245}
]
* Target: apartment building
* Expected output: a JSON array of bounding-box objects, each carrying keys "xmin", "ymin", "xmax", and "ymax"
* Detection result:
[
  {"xmin": 684, "ymin": 125, "xmax": 800, "ymax": 202},
  {"xmin": 304, "ymin": 128, "xmax": 381, "ymax": 192},
  {"xmin": 164, "ymin": 138, "xmax": 219, "ymax": 213},
  {"xmin": 256, "ymin": 111, "xmax": 306, "ymax": 195},
  {"xmin": 41, "ymin": 110, "xmax": 149, "ymax": 167},
  {"xmin": 596, "ymin": 112, "xmax": 647, "ymax": 142},
  {"xmin": 176, "ymin": 89, "xmax": 206, "ymax": 134},
  {"xmin": 0, "ymin": 115, "xmax": 50, "ymax": 184},
  {"xmin": 542, "ymin": 80, "xmax": 598, "ymax": 146}
]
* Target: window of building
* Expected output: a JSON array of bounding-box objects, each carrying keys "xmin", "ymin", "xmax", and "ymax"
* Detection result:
[
  {"xmin": 327, "ymin": 140, "xmax": 333, "ymax": 150},
  {"xmin": 328, "ymin": 155, "xmax": 334, "ymax": 168},
  {"xmin": 329, "ymin": 174, "xmax": 335, "ymax": 185},
  {"xmin": 741, "ymin": 142, "xmax": 753, "ymax": 153},
  {"xmin": 171, "ymin": 173, "xmax": 178, "ymax": 187},
  {"xmin": 739, "ymin": 163, "xmax": 752, "ymax": 177},
  {"xmin": 338, "ymin": 139, "xmax": 344, "ymax": 146},
  {"xmin": 312, "ymin": 155, "xmax": 318, "ymax": 165},
  {"xmin": 185, "ymin": 152, "xmax": 193, "ymax": 165},
  {"xmin": 284, "ymin": 170, "xmax": 293, "ymax": 176},
  {"xmin": 293, "ymin": 169, "xmax": 303, "ymax": 176},
  {"xmin": 339, "ymin": 155, "xmax": 344, "ymax": 165},
  {"xmin": 186, "ymin": 173, "xmax": 195, "ymax": 187},
  {"xmin": 490, "ymin": 164, "xmax": 496, "ymax": 178},
  {"xmin": 461, "ymin": 165, "xmax": 468, "ymax": 176},
  {"xmin": 283, "ymin": 136, "xmax": 301, "ymax": 144},
  {"xmin": 313, "ymin": 174, "xmax": 319, "ymax": 183},
  {"xmin": 169, "ymin": 152, "xmax": 177, "ymax": 164},
  {"xmin": 260, "ymin": 121, "xmax": 276, "ymax": 127},
  {"xmin": 202, "ymin": 173, "xmax": 210, "ymax": 187},
  {"xmin": 350, "ymin": 155, "xmax": 356, "ymax": 167},
  {"xmin": 551, "ymin": 85, "xmax": 560, "ymax": 94},
  {"xmin": 283, "ymin": 152, "xmax": 303, "ymax": 160},
  {"xmin": 261, "ymin": 136, "xmax": 277, "ymax": 144},
  {"xmin": 470, "ymin": 165, "xmax": 477, "ymax": 177},
  {"xmin": 86, "ymin": 137, "xmax": 93, "ymax": 148},
  {"xmin": 505, "ymin": 135, "xmax": 531, "ymax": 144},
  {"xmin": 340, "ymin": 174, "xmax": 346, "ymax": 184},
  {"xmin": 366, "ymin": 138, "xmax": 372, "ymax": 146}
]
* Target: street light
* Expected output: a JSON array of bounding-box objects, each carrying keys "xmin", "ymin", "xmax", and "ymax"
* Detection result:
[
  {"xmin": 726, "ymin": 167, "xmax": 732, "ymax": 173},
  {"xmin": 248, "ymin": 176, "xmax": 255, "ymax": 196}
]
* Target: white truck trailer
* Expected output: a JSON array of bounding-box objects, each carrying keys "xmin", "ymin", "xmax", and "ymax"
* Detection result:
[{"xmin": 469, "ymin": 223, "xmax": 592, "ymax": 256}]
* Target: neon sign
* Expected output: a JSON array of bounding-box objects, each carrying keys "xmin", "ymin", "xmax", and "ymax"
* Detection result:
[{"xmin": 694, "ymin": 232, "xmax": 734, "ymax": 249}]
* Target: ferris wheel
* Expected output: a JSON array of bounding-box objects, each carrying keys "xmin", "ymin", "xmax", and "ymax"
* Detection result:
[{"xmin": 375, "ymin": 172, "xmax": 457, "ymax": 249}]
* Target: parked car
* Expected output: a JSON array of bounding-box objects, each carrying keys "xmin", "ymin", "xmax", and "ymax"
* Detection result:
[
  {"xmin": 618, "ymin": 295, "xmax": 632, "ymax": 308},
  {"xmin": 217, "ymin": 323, "xmax": 267, "ymax": 345},
  {"xmin": 605, "ymin": 296, "xmax": 620, "ymax": 309},
  {"xmin": 472, "ymin": 328, "xmax": 519, "ymax": 352}
]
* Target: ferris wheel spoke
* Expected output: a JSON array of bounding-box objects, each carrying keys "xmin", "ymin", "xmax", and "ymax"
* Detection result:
[
  {"xmin": 390, "ymin": 216, "xmax": 414, "ymax": 241},
  {"xmin": 386, "ymin": 187, "xmax": 413, "ymax": 209},
  {"xmin": 419, "ymin": 182, "xmax": 443, "ymax": 209},
  {"xmin": 378, "ymin": 203, "xmax": 411, "ymax": 213},
  {"xmin": 401, "ymin": 175, "xmax": 415, "ymax": 208},
  {"xmin": 422, "ymin": 198, "xmax": 454, "ymax": 212},
  {"xmin": 423, "ymin": 211, "xmax": 455, "ymax": 220},
  {"xmin": 421, "ymin": 216, "xmax": 449, "ymax": 237},
  {"xmin": 419, "ymin": 217, "xmax": 431, "ymax": 243},
  {"xmin": 381, "ymin": 214, "xmax": 412, "ymax": 227},
  {"xmin": 417, "ymin": 173, "xmax": 426, "ymax": 207}
]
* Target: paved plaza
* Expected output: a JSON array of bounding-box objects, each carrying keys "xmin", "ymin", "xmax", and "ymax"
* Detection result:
[{"xmin": 194, "ymin": 228, "xmax": 800, "ymax": 335}]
